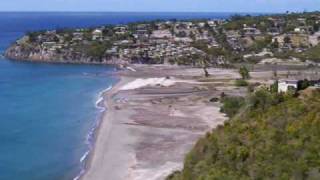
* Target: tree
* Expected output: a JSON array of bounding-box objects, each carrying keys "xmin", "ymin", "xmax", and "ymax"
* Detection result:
[
  {"xmin": 284, "ymin": 36, "xmax": 291, "ymax": 44},
  {"xmin": 270, "ymin": 80, "xmax": 279, "ymax": 93},
  {"xmin": 200, "ymin": 57, "xmax": 210, "ymax": 77},
  {"xmin": 239, "ymin": 66, "xmax": 250, "ymax": 80},
  {"xmin": 271, "ymin": 38, "xmax": 279, "ymax": 49},
  {"xmin": 313, "ymin": 23, "xmax": 319, "ymax": 32},
  {"xmin": 273, "ymin": 63, "xmax": 278, "ymax": 80},
  {"xmin": 220, "ymin": 96, "xmax": 245, "ymax": 118},
  {"xmin": 298, "ymin": 79, "xmax": 310, "ymax": 90}
]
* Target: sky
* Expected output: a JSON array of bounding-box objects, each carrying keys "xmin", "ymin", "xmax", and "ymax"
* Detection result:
[{"xmin": 1, "ymin": 0, "xmax": 320, "ymax": 13}]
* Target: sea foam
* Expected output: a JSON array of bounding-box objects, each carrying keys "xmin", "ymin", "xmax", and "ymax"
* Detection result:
[{"xmin": 74, "ymin": 85, "xmax": 113, "ymax": 180}]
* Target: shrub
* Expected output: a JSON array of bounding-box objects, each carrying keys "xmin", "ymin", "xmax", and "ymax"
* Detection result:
[
  {"xmin": 235, "ymin": 79, "xmax": 249, "ymax": 87},
  {"xmin": 220, "ymin": 96, "xmax": 245, "ymax": 118},
  {"xmin": 239, "ymin": 66, "xmax": 250, "ymax": 80}
]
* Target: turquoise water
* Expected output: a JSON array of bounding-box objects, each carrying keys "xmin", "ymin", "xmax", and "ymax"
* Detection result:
[
  {"xmin": 0, "ymin": 60, "xmax": 117, "ymax": 180},
  {"xmin": 0, "ymin": 12, "xmax": 246, "ymax": 180}
]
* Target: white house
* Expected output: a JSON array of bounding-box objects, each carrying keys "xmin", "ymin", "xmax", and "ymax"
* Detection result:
[
  {"xmin": 151, "ymin": 30, "xmax": 173, "ymax": 39},
  {"xmin": 278, "ymin": 80, "xmax": 298, "ymax": 93},
  {"xmin": 92, "ymin": 29, "xmax": 103, "ymax": 41}
]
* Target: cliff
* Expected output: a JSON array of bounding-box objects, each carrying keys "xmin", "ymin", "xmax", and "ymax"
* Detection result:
[{"xmin": 5, "ymin": 43, "xmax": 127, "ymax": 65}]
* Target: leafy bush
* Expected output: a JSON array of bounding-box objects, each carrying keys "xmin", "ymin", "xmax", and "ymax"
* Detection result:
[
  {"xmin": 220, "ymin": 96, "xmax": 245, "ymax": 118},
  {"xmin": 235, "ymin": 79, "xmax": 249, "ymax": 87},
  {"xmin": 86, "ymin": 42, "xmax": 112, "ymax": 59},
  {"xmin": 300, "ymin": 45, "xmax": 320, "ymax": 62},
  {"xmin": 239, "ymin": 66, "xmax": 250, "ymax": 80},
  {"xmin": 298, "ymin": 79, "xmax": 311, "ymax": 90}
]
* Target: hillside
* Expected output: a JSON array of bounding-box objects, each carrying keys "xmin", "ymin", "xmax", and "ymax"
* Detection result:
[
  {"xmin": 168, "ymin": 89, "xmax": 320, "ymax": 180},
  {"xmin": 5, "ymin": 12, "xmax": 320, "ymax": 65}
]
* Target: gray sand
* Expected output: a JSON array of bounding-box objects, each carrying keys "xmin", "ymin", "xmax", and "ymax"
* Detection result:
[{"xmin": 82, "ymin": 65, "xmax": 315, "ymax": 180}]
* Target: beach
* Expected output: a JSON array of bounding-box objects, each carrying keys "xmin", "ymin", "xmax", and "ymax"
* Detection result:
[
  {"xmin": 80, "ymin": 64, "xmax": 320, "ymax": 180},
  {"xmin": 81, "ymin": 65, "xmax": 245, "ymax": 180}
]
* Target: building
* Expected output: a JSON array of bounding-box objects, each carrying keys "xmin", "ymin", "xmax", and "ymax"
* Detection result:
[
  {"xmin": 151, "ymin": 30, "xmax": 173, "ymax": 39},
  {"xmin": 278, "ymin": 80, "xmax": 298, "ymax": 93},
  {"xmin": 92, "ymin": 29, "xmax": 103, "ymax": 41},
  {"xmin": 243, "ymin": 27, "xmax": 261, "ymax": 36}
]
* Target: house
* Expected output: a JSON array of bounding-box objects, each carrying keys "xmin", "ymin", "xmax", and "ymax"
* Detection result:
[
  {"xmin": 278, "ymin": 79, "xmax": 298, "ymax": 93},
  {"xmin": 151, "ymin": 30, "xmax": 173, "ymax": 39},
  {"xmin": 106, "ymin": 47, "xmax": 118, "ymax": 55},
  {"xmin": 114, "ymin": 26, "xmax": 128, "ymax": 35},
  {"xmin": 198, "ymin": 22, "xmax": 206, "ymax": 28},
  {"xmin": 267, "ymin": 27, "xmax": 281, "ymax": 35},
  {"xmin": 72, "ymin": 32, "xmax": 84, "ymax": 41},
  {"xmin": 92, "ymin": 29, "xmax": 103, "ymax": 41},
  {"xmin": 133, "ymin": 29, "xmax": 149, "ymax": 40},
  {"xmin": 243, "ymin": 27, "xmax": 261, "ymax": 36},
  {"xmin": 297, "ymin": 18, "xmax": 307, "ymax": 25},
  {"xmin": 294, "ymin": 26, "xmax": 313, "ymax": 34},
  {"xmin": 207, "ymin": 20, "xmax": 216, "ymax": 27}
]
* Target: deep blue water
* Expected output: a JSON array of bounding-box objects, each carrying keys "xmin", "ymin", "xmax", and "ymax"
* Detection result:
[{"xmin": 0, "ymin": 12, "xmax": 245, "ymax": 180}]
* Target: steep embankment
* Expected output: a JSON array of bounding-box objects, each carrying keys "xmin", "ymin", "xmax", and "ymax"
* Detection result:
[
  {"xmin": 168, "ymin": 89, "xmax": 320, "ymax": 180},
  {"xmin": 5, "ymin": 43, "xmax": 124, "ymax": 65},
  {"xmin": 5, "ymin": 43, "xmax": 52, "ymax": 62}
]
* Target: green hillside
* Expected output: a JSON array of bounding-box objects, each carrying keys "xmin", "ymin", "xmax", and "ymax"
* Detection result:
[{"xmin": 168, "ymin": 89, "xmax": 320, "ymax": 180}]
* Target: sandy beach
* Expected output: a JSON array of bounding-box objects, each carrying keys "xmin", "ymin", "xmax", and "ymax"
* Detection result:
[
  {"xmin": 81, "ymin": 64, "xmax": 320, "ymax": 180},
  {"xmin": 81, "ymin": 65, "xmax": 245, "ymax": 180}
]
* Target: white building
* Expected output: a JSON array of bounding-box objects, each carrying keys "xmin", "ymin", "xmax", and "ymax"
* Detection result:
[
  {"xmin": 151, "ymin": 30, "xmax": 173, "ymax": 39},
  {"xmin": 92, "ymin": 29, "xmax": 103, "ymax": 41},
  {"xmin": 278, "ymin": 80, "xmax": 298, "ymax": 93}
]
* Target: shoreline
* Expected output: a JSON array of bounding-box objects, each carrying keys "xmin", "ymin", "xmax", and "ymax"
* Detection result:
[
  {"xmin": 74, "ymin": 85, "xmax": 115, "ymax": 180},
  {"xmin": 80, "ymin": 74, "xmax": 132, "ymax": 180},
  {"xmin": 78, "ymin": 65, "xmax": 309, "ymax": 180},
  {"xmin": 3, "ymin": 55, "xmax": 126, "ymax": 66},
  {"xmin": 81, "ymin": 65, "xmax": 241, "ymax": 180}
]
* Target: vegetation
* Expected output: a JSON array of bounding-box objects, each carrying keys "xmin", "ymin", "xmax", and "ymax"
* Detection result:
[
  {"xmin": 220, "ymin": 96, "xmax": 245, "ymax": 118},
  {"xmin": 235, "ymin": 79, "xmax": 249, "ymax": 87},
  {"xmin": 239, "ymin": 66, "xmax": 250, "ymax": 80},
  {"xmin": 168, "ymin": 89, "xmax": 320, "ymax": 180},
  {"xmin": 86, "ymin": 41, "xmax": 112, "ymax": 59},
  {"xmin": 9, "ymin": 11, "xmax": 320, "ymax": 65},
  {"xmin": 299, "ymin": 45, "xmax": 320, "ymax": 62}
]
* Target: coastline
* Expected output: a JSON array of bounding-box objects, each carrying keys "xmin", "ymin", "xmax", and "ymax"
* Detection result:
[
  {"xmin": 74, "ymin": 85, "xmax": 115, "ymax": 180},
  {"xmin": 78, "ymin": 64, "xmax": 306, "ymax": 180},
  {"xmin": 3, "ymin": 55, "xmax": 127, "ymax": 66},
  {"xmin": 81, "ymin": 74, "xmax": 132, "ymax": 180},
  {"xmin": 81, "ymin": 65, "xmax": 242, "ymax": 180}
]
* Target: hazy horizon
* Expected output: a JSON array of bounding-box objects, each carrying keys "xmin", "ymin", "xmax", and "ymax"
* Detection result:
[{"xmin": 1, "ymin": 0, "xmax": 320, "ymax": 13}]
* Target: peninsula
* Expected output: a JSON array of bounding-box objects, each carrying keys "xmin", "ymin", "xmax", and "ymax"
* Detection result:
[
  {"xmin": 5, "ymin": 12, "xmax": 320, "ymax": 67},
  {"xmin": 4, "ymin": 12, "xmax": 320, "ymax": 180}
]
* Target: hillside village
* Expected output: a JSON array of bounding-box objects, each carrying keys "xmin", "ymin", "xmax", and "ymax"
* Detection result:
[
  {"xmin": 3, "ymin": 11, "xmax": 320, "ymax": 180},
  {"xmin": 5, "ymin": 12, "xmax": 320, "ymax": 67}
]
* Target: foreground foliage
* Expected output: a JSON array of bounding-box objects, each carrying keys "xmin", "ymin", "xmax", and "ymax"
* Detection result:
[{"xmin": 168, "ymin": 89, "xmax": 320, "ymax": 180}]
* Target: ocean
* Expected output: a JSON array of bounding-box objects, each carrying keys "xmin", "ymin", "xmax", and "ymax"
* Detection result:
[{"xmin": 0, "ymin": 12, "xmax": 243, "ymax": 180}]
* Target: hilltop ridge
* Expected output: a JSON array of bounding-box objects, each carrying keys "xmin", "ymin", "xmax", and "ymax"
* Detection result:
[{"xmin": 5, "ymin": 12, "xmax": 320, "ymax": 66}]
